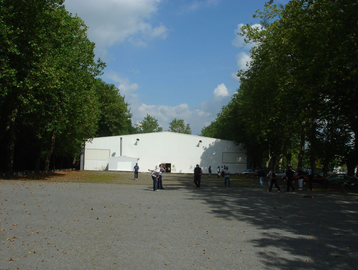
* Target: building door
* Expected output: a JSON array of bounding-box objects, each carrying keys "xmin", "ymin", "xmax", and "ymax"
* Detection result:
[{"xmin": 165, "ymin": 163, "xmax": 171, "ymax": 173}]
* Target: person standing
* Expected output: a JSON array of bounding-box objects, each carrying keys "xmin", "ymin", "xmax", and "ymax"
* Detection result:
[
  {"xmin": 257, "ymin": 168, "xmax": 265, "ymax": 187},
  {"xmin": 221, "ymin": 165, "xmax": 225, "ymax": 178},
  {"xmin": 194, "ymin": 164, "xmax": 202, "ymax": 189},
  {"xmin": 267, "ymin": 169, "xmax": 281, "ymax": 192},
  {"xmin": 217, "ymin": 166, "xmax": 221, "ymax": 178},
  {"xmin": 266, "ymin": 170, "xmax": 272, "ymax": 187},
  {"xmin": 133, "ymin": 163, "xmax": 139, "ymax": 180},
  {"xmin": 224, "ymin": 166, "xmax": 230, "ymax": 186},
  {"xmin": 158, "ymin": 164, "xmax": 166, "ymax": 189},
  {"xmin": 208, "ymin": 166, "xmax": 212, "ymax": 177},
  {"xmin": 148, "ymin": 166, "xmax": 160, "ymax": 191},
  {"xmin": 297, "ymin": 169, "xmax": 304, "ymax": 190},
  {"xmin": 308, "ymin": 166, "xmax": 313, "ymax": 191},
  {"xmin": 286, "ymin": 166, "xmax": 295, "ymax": 192}
]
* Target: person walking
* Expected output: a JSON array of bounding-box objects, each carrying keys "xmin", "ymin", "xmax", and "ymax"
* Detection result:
[
  {"xmin": 217, "ymin": 166, "xmax": 221, "ymax": 178},
  {"xmin": 224, "ymin": 166, "xmax": 230, "ymax": 187},
  {"xmin": 194, "ymin": 164, "xmax": 202, "ymax": 189},
  {"xmin": 148, "ymin": 166, "xmax": 160, "ymax": 191},
  {"xmin": 158, "ymin": 164, "xmax": 166, "ymax": 189},
  {"xmin": 286, "ymin": 166, "xmax": 295, "ymax": 192},
  {"xmin": 267, "ymin": 169, "xmax": 281, "ymax": 192},
  {"xmin": 133, "ymin": 163, "xmax": 139, "ymax": 180},
  {"xmin": 257, "ymin": 168, "xmax": 265, "ymax": 187},
  {"xmin": 208, "ymin": 166, "xmax": 212, "ymax": 177}
]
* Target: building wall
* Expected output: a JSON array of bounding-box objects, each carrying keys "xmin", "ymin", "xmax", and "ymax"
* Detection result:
[{"xmin": 84, "ymin": 132, "xmax": 247, "ymax": 174}]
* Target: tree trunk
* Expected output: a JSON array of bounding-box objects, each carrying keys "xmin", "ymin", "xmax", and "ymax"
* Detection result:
[
  {"xmin": 297, "ymin": 122, "xmax": 306, "ymax": 170},
  {"xmin": 44, "ymin": 132, "xmax": 56, "ymax": 170},
  {"xmin": 346, "ymin": 130, "xmax": 358, "ymax": 176},
  {"xmin": 285, "ymin": 130, "xmax": 292, "ymax": 166},
  {"xmin": 34, "ymin": 142, "xmax": 42, "ymax": 172},
  {"xmin": 346, "ymin": 158, "xmax": 357, "ymax": 176},
  {"xmin": 309, "ymin": 117, "xmax": 317, "ymax": 173},
  {"xmin": 266, "ymin": 148, "xmax": 273, "ymax": 168},
  {"xmin": 5, "ymin": 108, "xmax": 17, "ymax": 174}
]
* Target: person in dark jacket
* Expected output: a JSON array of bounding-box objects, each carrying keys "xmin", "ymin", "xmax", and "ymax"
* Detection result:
[
  {"xmin": 194, "ymin": 164, "xmax": 202, "ymax": 189},
  {"xmin": 286, "ymin": 166, "xmax": 295, "ymax": 192},
  {"xmin": 267, "ymin": 169, "xmax": 281, "ymax": 192}
]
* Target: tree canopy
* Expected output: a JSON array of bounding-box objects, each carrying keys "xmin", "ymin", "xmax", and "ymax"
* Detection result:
[
  {"xmin": 0, "ymin": 0, "xmax": 131, "ymax": 172},
  {"xmin": 201, "ymin": 0, "xmax": 358, "ymax": 175},
  {"xmin": 94, "ymin": 79, "xmax": 133, "ymax": 137},
  {"xmin": 135, "ymin": 114, "xmax": 163, "ymax": 134},
  {"xmin": 169, "ymin": 118, "xmax": 192, "ymax": 134}
]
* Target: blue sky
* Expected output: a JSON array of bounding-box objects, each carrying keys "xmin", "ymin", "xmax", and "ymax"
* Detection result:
[{"xmin": 64, "ymin": 0, "xmax": 290, "ymax": 135}]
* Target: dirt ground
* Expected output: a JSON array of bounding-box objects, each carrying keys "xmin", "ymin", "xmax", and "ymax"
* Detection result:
[{"xmin": 1, "ymin": 173, "xmax": 358, "ymax": 269}]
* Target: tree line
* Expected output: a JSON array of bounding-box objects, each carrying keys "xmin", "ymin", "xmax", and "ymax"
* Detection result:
[
  {"xmin": 0, "ymin": 0, "xmax": 191, "ymax": 173},
  {"xmin": 201, "ymin": 0, "xmax": 358, "ymax": 176}
]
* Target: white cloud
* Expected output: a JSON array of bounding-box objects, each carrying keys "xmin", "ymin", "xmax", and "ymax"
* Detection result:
[
  {"xmin": 64, "ymin": 0, "xmax": 168, "ymax": 56},
  {"xmin": 232, "ymin": 23, "xmax": 262, "ymax": 49},
  {"xmin": 213, "ymin": 83, "xmax": 229, "ymax": 98},
  {"xmin": 178, "ymin": 0, "xmax": 220, "ymax": 13},
  {"xmin": 150, "ymin": 25, "xmax": 168, "ymax": 39},
  {"xmin": 232, "ymin": 23, "xmax": 246, "ymax": 48},
  {"xmin": 105, "ymin": 71, "xmax": 139, "ymax": 96},
  {"xmin": 236, "ymin": 52, "xmax": 252, "ymax": 71},
  {"xmin": 231, "ymin": 23, "xmax": 259, "ymax": 84},
  {"xmin": 133, "ymin": 103, "xmax": 212, "ymax": 134},
  {"xmin": 231, "ymin": 72, "xmax": 241, "ymax": 82},
  {"xmin": 105, "ymin": 72, "xmax": 232, "ymax": 134}
]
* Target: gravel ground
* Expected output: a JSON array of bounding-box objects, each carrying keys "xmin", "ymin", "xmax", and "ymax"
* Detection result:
[{"xmin": 1, "ymin": 180, "xmax": 358, "ymax": 270}]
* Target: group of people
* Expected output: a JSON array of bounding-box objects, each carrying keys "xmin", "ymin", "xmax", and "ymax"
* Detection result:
[
  {"xmin": 134, "ymin": 163, "xmax": 166, "ymax": 191},
  {"xmin": 258, "ymin": 166, "xmax": 314, "ymax": 192},
  {"xmin": 139, "ymin": 163, "xmax": 315, "ymax": 192},
  {"xmin": 147, "ymin": 164, "xmax": 166, "ymax": 191},
  {"xmin": 140, "ymin": 163, "xmax": 231, "ymax": 191},
  {"xmin": 195, "ymin": 164, "xmax": 231, "ymax": 188}
]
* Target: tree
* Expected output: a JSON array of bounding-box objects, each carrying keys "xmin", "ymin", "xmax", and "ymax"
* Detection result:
[
  {"xmin": 94, "ymin": 79, "xmax": 132, "ymax": 137},
  {"xmin": 0, "ymin": 0, "xmax": 104, "ymax": 172},
  {"xmin": 203, "ymin": 0, "xmax": 358, "ymax": 174},
  {"xmin": 135, "ymin": 114, "xmax": 163, "ymax": 133},
  {"xmin": 169, "ymin": 119, "xmax": 191, "ymax": 134}
]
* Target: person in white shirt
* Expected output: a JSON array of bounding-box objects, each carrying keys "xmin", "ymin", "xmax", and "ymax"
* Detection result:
[
  {"xmin": 158, "ymin": 164, "xmax": 166, "ymax": 190},
  {"xmin": 148, "ymin": 166, "xmax": 160, "ymax": 191}
]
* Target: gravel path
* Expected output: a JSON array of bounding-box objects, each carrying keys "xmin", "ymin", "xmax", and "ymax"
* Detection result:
[{"xmin": 1, "ymin": 180, "xmax": 357, "ymax": 270}]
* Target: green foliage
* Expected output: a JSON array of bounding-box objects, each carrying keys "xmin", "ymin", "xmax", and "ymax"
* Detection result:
[
  {"xmin": 169, "ymin": 118, "xmax": 191, "ymax": 134},
  {"xmin": 0, "ymin": 0, "xmax": 105, "ymax": 171},
  {"xmin": 94, "ymin": 79, "xmax": 132, "ymax": 137},
  {"xmin": 201, "ymin": 0, "xmax": 358, "ymax": 173},
  {"xmin": 135, "ymin": 114, "xmax": 163, "ymax": 134}
]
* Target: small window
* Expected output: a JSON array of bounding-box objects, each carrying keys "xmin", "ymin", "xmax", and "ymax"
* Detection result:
[{"xmin": 222, "ymin": 152, "xmax": 246, "ymax": 164}]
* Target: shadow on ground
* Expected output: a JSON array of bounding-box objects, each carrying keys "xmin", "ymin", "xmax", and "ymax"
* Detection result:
[{"xmin": 181, "ymin": 184, "xmax": 358, "ymax": 270}]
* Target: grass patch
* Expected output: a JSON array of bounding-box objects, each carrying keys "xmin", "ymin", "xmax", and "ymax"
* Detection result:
[{"xmin": 1, "ymin": 170, "xmax": 357, "ymax": 193}]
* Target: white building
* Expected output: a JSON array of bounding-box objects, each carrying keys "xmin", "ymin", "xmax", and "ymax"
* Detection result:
[{"xmin": 83, "ymin": 131, "xmax": 247, "ymax": 174}]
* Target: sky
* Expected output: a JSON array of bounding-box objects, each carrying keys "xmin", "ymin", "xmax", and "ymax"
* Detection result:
[{"xmin": 63, "ymin": 0, "xmax": 290, "ymax": 135}]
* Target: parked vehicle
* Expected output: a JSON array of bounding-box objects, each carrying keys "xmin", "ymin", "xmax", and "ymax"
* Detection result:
[
  {"xmin": 303, "ymin": 172, "xmax": 325, "ymax": 183},
  {"xmin": 275, "ymin": 168, "xmax": 296, "ymax": 179},
  {"xmin": 242, "ymin": 168, "xmax": 257, "ymax": 176},
  {"xmin": 290, "ymin": 172, "xmax": 325, "ymax": 182},
  {"xmin": 275, "ymin": 169, "xmax": 287, "ymax": 179},
  {"xmin": 324, "ymin": 174, "xmax": 358, "ymax": 185},
  {"xmin": 324, "ymin": 174, "xmax": 358, "ymax": 191}
]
